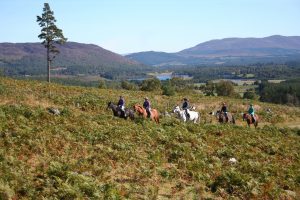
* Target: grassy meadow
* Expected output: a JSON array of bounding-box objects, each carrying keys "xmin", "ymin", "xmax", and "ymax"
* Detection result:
[{"xmin": 0, "ymin": 77, "xmax": 299, "ymax": 199}]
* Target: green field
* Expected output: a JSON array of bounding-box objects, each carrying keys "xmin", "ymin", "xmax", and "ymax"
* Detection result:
[{"xmin": 0, "ymin": 77, "xmax": 299, "ymax": 199}]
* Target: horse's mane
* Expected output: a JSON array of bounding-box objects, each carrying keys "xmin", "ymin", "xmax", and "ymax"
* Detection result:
[{"xmin": 135, "ymin": 104, "xmax": 144, "ymax": 110}]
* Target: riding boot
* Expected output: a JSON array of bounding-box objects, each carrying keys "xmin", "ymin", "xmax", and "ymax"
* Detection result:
[{"xmin": 147, "ymin": 110, "xmax": 151, "ymax": 118}]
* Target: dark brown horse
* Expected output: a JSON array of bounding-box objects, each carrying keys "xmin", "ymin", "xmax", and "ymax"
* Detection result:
[
  {"xmin": 243, "ymin": 113, "xmax": 258, "ymax": 128},
  {"xmin": 107, "ymin": 102, "xmax": 135, "ymax": 120},
  {"xmin": 133, "ymin": 104, "xmax": 159, "ymax": 123},
  {"xmin": 216, "ymin": 110, "xmax": 235, "ymax": 124}
]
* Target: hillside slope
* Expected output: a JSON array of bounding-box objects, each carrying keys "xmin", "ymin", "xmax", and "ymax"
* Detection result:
[
  {"xmin": 0, "ymin": 42, "xmax": 150, "ymax": 79},
  {"xmin": 126, "ymin": 35, "xmax": 300, "ymax": 66},
  {"xmin": 0, "ymin": 77, "xmax": 299, "ymax": 199}
]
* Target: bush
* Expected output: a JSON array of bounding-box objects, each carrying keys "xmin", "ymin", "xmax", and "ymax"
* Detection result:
[
  {"xmin": 162, "ymin": 81, "xmax": 175, "ymax": 96},
  {"xmin": 0, "ymin": 182, "xmax": 15, "ymax": 200},
  {"xmin": 243, "ymin": 89, "xmax": 257, "ymax": 100},
  {"xmin": 121, "ymin": 80, "xmax": 137, "ymax": 90},
  {"xmin": 98, "ymin": 80, "xmax": 106, "ymax": 89},
  {"xmin": 140, "ymin": 78, "xmax": 161, "ymax": 92},
  {"xmin": 203, "ymin": 81, "xmax": 215, "ymax": 96},
  {"xmin": 216, "ymin": 81, "xmax": 235, "ymax": 97}
]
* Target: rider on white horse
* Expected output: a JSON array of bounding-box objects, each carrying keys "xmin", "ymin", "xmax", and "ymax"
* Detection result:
[
  {"xmin": 173, "ymin": 105, "xmax": 200, "ymax": 123},
  {"xmin": 182, "ymin": 98, "xmax": 190, "ymax": 119}
]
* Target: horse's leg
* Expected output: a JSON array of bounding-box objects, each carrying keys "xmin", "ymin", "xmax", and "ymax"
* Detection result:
[
  {"xmin": 193, "ymin": 117, "xmax": 197, "ymax": 124},
  {"xmin": 247, "ymin": 119, "xmax": 250, "ymax": 127},
  {"xmin": 254, "ymin": 121, "xmax": 258, "ymax": 128},
  {"xmin": 155, "ymin": 116, "xmax": 159, "ymax": 124}
]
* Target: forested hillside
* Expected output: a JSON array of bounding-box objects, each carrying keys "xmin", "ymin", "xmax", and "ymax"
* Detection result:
[
  {"xmin": 0, "ymin": 42, "xmax": 151, "ymax": 79},
  {"xmin": 0, "ymin": 77, "xmax": 299, "ymax": 199}
]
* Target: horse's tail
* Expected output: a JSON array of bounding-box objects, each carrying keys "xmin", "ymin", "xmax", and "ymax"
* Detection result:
[
  {"xmin": 197, "ymin": 112, "xmax": 201, "ymax": 123},
  {"xmin": 154, "ymin": 109, "xmax": 160, "ymax": 124},
  {"xmin": 232, "ymin": 115, "xmax": 235, "ymax": 124}
]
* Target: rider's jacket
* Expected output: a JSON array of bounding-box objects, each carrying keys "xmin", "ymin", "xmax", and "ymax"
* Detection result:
[
  {"xmin": 248, "ymin": 107, "xmax": 255, "ymax": 115},
  {"xmin": 221, "ymin": 106, "xmax": 227, "ymax": 113},
  {"xmin": 182, "ymin": 101, "xmax": 189, "ymax": 110},
  {"xmin": 143, "ymin": 100, "xmax": 150, "ymax": 109},
  {"xmin": 118, "ymin": 98, "xmax": 125, "ymax": 107}
]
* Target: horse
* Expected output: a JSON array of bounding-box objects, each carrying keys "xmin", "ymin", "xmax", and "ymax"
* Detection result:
[
  {"xmin": 215, "ymin": 110, "xmax": 235, "ymax": 124},
  {"xmin": 107, "ymin": 102, "xmax": 135, "ymax": 120},
  {"xmin": 243, "ymin": 113, "xmax": 258, "ymax": 128},
  {"xmin": 173, "ymin": 106, "xmax": 200, "ymax": 123},
  {"xmin": 133, "ymin": 104, "xmax": 160, "ymax": 123}
]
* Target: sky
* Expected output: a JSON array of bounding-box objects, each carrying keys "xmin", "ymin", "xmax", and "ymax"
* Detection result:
[{"xmin": 0, "ymin": 0, "xmax": 299, "ymax": 54}]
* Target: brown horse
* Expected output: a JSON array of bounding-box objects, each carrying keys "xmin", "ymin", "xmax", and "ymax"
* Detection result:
[
  {"xmin": 133, "ymin": 104, "xmax": 160, "ymax": 123},
  {"xmin": 243, "ymin": 113, "xmax": 259, "ymax": 128}
]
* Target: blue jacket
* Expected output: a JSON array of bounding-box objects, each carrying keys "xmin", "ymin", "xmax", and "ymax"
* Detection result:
[
  {"xmin": 182, "ymin": 101, "xmax": 189, "ymax": 110},
  {"xmin": 221, "ymin": 105, "xmax": 227, "ymax": 113},
  {"xmin": 118, "ymin": 98, "xmax": 125, "ymax": 107},
  {"xmin": 143, "ymin": 100, "xmax": 150, "ymax": 109}
]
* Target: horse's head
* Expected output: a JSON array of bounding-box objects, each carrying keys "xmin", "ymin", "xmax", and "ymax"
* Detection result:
[
  {"xmin": 107, "ymin": 101, "xmax": 113, "ymax": 109},
  {"xmin": 215, "ymin": 110, "xmax": 221, "ymax": 117},
  {"xmin": 173, "ymin": 106, "xmax": 180, "ymax": 113},
  {"xmin": 242, "ymin": 113, "xmax": 247, "ymax": 121},
  {"xmin": 133, "ymin": 104, "xmax": 143, "ymax": 113}
]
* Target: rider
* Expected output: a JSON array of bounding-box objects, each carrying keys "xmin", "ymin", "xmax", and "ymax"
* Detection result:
[
  {"xmin": 143, "ymin": 97, "xmax": 151, "ymax": 118},
  {"xmin": 220, "ymin": 102, "xmax": 228, "ymax": 122},
  {"xmin": 182, "ymin": 98, "xmax": 190, "ymax": 119},
  {"xmin": 117, "ymin": 96, "xmax": 126, "ymax": 117},
  {"xmin": 248, "ymin": 103, "xmax": 255, "ymax": 122}
]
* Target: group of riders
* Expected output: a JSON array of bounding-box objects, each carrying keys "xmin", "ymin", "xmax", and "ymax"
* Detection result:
[{"xmin": 116, "ymin": 96, "xmax": 256, "ymax": 122}]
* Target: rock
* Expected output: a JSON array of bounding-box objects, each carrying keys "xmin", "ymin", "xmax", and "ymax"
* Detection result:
[
  {"xmin": 229, "ymin": 157, "xmax": 237, "ymax": 164},
  {"xmin": 164, "ymin": 111, "xmax": 171, "ymax": 117},
  {"xmin": 285, "ymin": 190, "xmax": 296, "ymax": 198},
  {"xmin": 48, "ymin": 107, "xmax": 60, "ymax": 115}
]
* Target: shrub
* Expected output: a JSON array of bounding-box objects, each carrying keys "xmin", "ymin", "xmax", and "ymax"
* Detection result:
[
  {"xmin": 216, "ymin": 81, "xmax": 235, "ymax": 97},
  {"xmin": 0, "ymin": 181, "xmax": 15, "ymax": 200},
  {"xmin": 140, "ymin": 78, "xmax": 161, "ymax": 92},
  {"xmin": 211, "ymin": 170, "xmax": 248, "ymax": 194},
  {"xmin": 121, "ymin": 80, "xmax": 137, "ymax": 90},
  {"xmin": 98, "ymin": 80, "xmax": 106, "ymax": 89},
  {"xmin": 243, "ymin": 89, "xmax": 257, "ymax": 100},
  {"xmin": 162, "ymin": 81, "xmax": 175, "ymax": 96}
]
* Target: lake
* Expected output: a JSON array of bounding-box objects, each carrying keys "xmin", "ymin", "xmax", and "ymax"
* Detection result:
[{"xmin": 130, "ymin": 73, "xmax": 192, "ymax": 81}]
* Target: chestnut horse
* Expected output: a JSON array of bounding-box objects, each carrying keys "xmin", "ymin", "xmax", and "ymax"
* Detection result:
[
  {"xmin": 133, "ymin": 104, "xmax": 160, "ymax": 123},
  {"xmin": 243, "ymin": 113, "xmax": 259, "ymax": 128}
]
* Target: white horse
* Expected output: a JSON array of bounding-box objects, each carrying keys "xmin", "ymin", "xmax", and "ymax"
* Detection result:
[{"xmin": 173, "ymin": 106, "xmax": 200, "ymax": 123}]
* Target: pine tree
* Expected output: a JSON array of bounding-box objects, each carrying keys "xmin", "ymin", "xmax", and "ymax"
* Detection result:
[{"xmin": 37, "ymin": 3, "xmax": 67, "ymax": 82}]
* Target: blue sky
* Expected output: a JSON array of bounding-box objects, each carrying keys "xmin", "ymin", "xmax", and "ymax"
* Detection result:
[{"xmin": 0, "ymin": 0, "xmax": 299, "ymax": 54}]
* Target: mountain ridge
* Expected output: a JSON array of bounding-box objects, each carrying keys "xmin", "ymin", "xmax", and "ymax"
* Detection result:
[{"xmin": 126, "ymin": 35, "xmax": 300, "ymax": 66}]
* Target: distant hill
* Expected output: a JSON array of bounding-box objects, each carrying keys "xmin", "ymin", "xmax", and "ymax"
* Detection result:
[
  {"xmin": 0, "ymin": 42, "xmax": 150, "ymax": 79},
  {"xmin": 126, "ymin": 35, "xmax": 300, "ymax": 66}
]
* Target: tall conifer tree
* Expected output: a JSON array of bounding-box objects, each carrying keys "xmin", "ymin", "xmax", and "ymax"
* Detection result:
[{"xmin": 37, "ymin": 3, "xmax": 67, "ymax": 82}]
